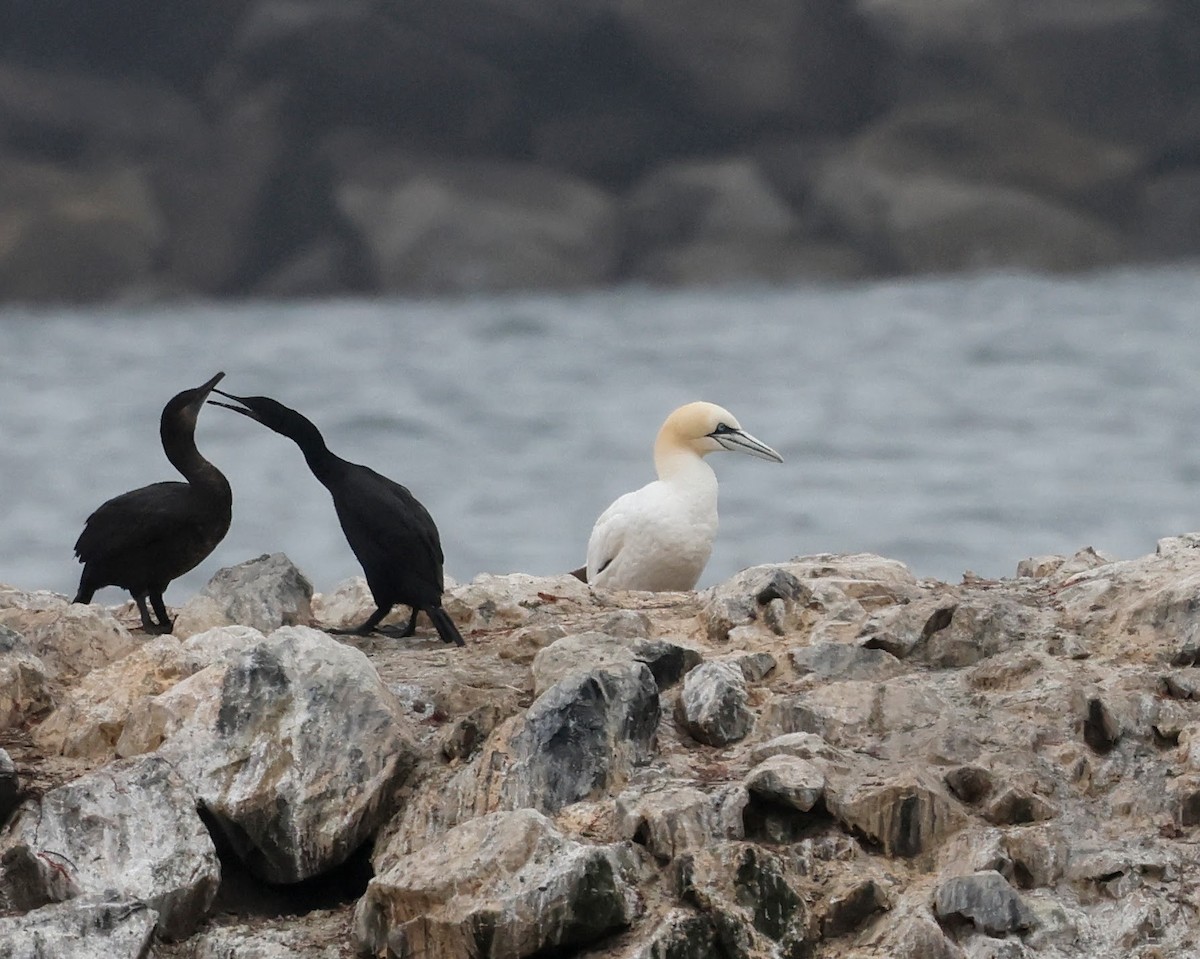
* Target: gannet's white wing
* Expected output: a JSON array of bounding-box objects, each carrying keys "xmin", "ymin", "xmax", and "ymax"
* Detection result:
[{"xmin": 585, "ymin": 485, "xmax": 644, "ymax": 583}]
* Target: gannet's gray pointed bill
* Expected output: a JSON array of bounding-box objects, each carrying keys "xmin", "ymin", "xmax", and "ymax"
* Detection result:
[{"xmin": 708, "ymin": 424, "xmax": 783, "ymax": 462}]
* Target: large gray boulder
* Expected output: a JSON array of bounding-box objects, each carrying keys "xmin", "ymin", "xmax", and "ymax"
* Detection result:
[
  {"xmin": 354, "ymin": 809, "xmax": 640, "ymax": 959},
  {"xmin": 814, "ymin": 161, "xmax": 1124, "ymax": 274},
  {"xmin": 0, "ymin": 756, "xmax": 218, "ymax": 939},
  {"xmin": 151, "ymin": 626, "xmax": 418, "ymax": 883},
  {"xmin": 500, "ymin": 661, "xmax": 660, "ymax": 813},
  {"xmin": 335, "ymin": 151, "xmax": 620, "ymax": 293},
  {"xmin": 615, "ymin": 0, "xmax": 877, "ymax": 128},
  {"xmin": 192, "ymin": 552, "xmax": 314, "ymax": 633},
  {"xmin": 0, "ymin": 157, "xmax": 164, "ymax": 303},
  {"xmin": 933, "ymin": 870, "xmax": 1037, "ymax": 936},
  {"xmin": 854, "ymin": 0, "xmax": 1177, "ymax": 142}
]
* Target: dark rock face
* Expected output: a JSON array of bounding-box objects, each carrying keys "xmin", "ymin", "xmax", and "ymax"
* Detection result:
[
  {"xmin": 1, "ymin": 0, "xmax": 1196, "ymax": 302},
  {"xmin": 504, "ymin": 661, "xmax": 660, "ymax": 813},
  {"xmin": 933, "ymin": 870, "xmax": 1037, "ymax": 936}
]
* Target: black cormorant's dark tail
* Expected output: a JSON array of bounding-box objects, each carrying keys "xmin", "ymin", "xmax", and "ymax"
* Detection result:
[
  {"xmin": 72, "ymin": 586, "xmax": 93, "ymax": 604},
  {"xmin": 427, "ymin": 606, "xmax": 466, "ymax": 647}
]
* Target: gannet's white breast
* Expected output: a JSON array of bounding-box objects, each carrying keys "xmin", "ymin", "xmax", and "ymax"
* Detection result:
[{"xmin": 586, "ymin": 467, "xmax": 718, "ymax": 591}]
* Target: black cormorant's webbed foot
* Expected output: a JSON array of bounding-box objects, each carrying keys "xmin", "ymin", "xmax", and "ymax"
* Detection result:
[{"xmin": 328, "ymin": 603, "xmax": 391, "ymax": 637}]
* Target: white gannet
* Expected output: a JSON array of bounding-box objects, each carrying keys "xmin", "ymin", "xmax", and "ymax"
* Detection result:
[{"xmin": 583, "ymin": 401, "xmax": 782, "ymax": 591}]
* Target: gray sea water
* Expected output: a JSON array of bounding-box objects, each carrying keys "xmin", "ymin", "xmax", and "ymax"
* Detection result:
[{"xmin": 2, "ymin": 264, "xmax": 1199, "ymax": 605}]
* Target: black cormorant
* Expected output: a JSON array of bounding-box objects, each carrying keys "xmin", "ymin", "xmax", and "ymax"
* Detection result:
[
  {"xmin": 73, "ymin": 371, "xmax": 233, "ymax": 634},
  {"xmin": 209, "ymin": 390, "xmax": 465, "ymax": 647}
]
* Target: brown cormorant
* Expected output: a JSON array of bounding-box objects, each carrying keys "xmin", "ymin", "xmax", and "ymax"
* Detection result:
[
  {"xmin": 208, "ymin": 390, "xmax": 465, "ymax": 647},
  {"xmin": 73, "ymin": 371, "xmax": 232, "ymax": 633}
]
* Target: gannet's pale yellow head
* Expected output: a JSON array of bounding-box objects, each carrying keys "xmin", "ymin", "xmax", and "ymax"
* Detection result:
[{"xmin": 656, "ymin": 401, "xmax": 783, "ymax": 462}]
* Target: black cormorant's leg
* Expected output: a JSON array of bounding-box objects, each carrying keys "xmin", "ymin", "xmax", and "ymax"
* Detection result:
[
  {"xmin": 133, "ymin": 592, "xmax": 169, "ymax": 633},
  {"xmin": 149, "ymin": 592, "xmax": 175, "ymax": 634}
]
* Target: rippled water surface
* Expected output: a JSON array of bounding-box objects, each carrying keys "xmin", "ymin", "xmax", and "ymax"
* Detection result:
[{"xmin": 3, "ymin": 264, "xmax": 1200, "ymax": 603}]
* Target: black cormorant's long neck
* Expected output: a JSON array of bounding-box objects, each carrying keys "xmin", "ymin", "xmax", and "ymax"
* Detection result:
[
  {"xmin": 163, "ymin": 426, "xmax": 231, "ymax": 501},
  {"xmin": 285, "ymin": 420, "xmax": 350, "ymax": 489}
]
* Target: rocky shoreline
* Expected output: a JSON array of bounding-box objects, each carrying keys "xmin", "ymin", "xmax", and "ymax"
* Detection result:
[
  {"xmin": 1, "ymin": 0, "xmax": 1199, "ymax": 303},
  {"xmin": 1, "ymin": 540, "xmax": 1199, "ymax": 958}
]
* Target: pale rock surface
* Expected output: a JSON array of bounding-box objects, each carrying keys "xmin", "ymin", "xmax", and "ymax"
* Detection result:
[
  {"xmin": 182, "ymin": 552, "xmax": 314, "ymax": 634},
  {"xmin": 353, "ymin": 809, "xmax": 640, "ymax": 959},
  {"xmin": 0, "ymin": 588, "xmax": 134, "ymax": 682},
  {"xmin": 443, "ymin": 572, "xmax": 593, "ymax": 633},
  {"xmin": 309, "ymin": 576, "xmax": 392, "ymax": 632},
  {"xmin": 532, "ymin": 630, "xmax": 702, "ymax": 696},
  {"xmin": 153, "ymin": 626, "xmax": 418, "ymax": 883},
  {"xmin": 178, "ymin": 921, "xmax": 347, "ymax": 959},
  {"xmin": 744, "ymin": 754, "xmax": 826, "ymax": 811},
  {"xmin": 615, "ymin": 780, "xmax": 747, "ymax": 862},
  {"xmin": 0, "ymin": 897, "xmax": 158, "ymax": 959},
  {"xmin": 0, "ymin": 627, "xmax": 53, "ymax": 729},
  {"xmin": 32, "ymin": 627, "xmax": 263, "ymax": 759},
  {"xmin": 0, "ymin": 755, "xmax": 218, "ymax": 938},
  {"xmin": 2, "ymin": 546, "xmax": 1200, "ymax": 957}
]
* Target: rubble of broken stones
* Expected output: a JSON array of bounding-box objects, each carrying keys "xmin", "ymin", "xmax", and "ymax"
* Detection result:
[{"xmin": 0, "ymin": 542, "xmax": 1199, "ymax": 959}]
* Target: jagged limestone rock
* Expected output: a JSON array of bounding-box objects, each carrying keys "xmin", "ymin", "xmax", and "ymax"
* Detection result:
[
  {"xmin": 32, "ymin": 627, "xmax": 264, "ymax": 760},
  {"xmin": 789, "ymin": 642, "xmax": 905, "ymax": 681},
  {"xmin": 0, "ymin": 755, "xmax": 218, "ymax": 939},
  {"xmin": 615, "ymin": 781, "xmax": 747, "ymax": 862},
  {"xmin": 189, "ymin": 552, "xmax": 314, "ymax": 633},
  {"xmin": 0, "ymin": 626, "xmax": 52, "ymax": 729},
  {"xmin": 824, "ymin": 766, "xmax": 967, "ymax": 859},
  {"xmin": 744, "ymin": 754, "xmax": 826, "ymax": 812},
  {"xmin": 499, "ymin": 661, "xmax": 660, "ymax": 813},
  {"xmin": 703, "ymin": 564, "xmax": 811, "ymax": 642},
  {"xmin": 677, "ymin": 842, "xmax": 810, "ymax": 957},
  {"xmin": 154, "ymin": 626, "xmax": 418, "ymax": 883},
  {"xmin": 533, "ymin": 631, "xmax": 703, "ymax": 696},
  {"xmin": 676, "ymin": 661, "xmax": 753, "ymax": 746},
  {"xmin": 933, "ymin": 870, "xmax": 1037, "ymax": 936},
  {"xmin": 0, "ymin": 590, "xmax": 135, "ymax": 683},
  {"xmin": 0, "ymin": 897, "xmax": 158, "ymax": 959},
  {"xmin": 353, "ymin": 809, "xmax": 640, "ymax": 959}
]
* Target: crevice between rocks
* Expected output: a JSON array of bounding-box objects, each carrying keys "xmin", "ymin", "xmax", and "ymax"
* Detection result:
[{"xmin": 199, "ymin": 808, "xmax": 374, "ymax": 920}]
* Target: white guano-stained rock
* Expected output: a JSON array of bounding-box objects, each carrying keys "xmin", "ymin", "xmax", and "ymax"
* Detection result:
[
  {"xmin": 153, "ymin": 626, "xmax": 418, "ymax": 883},
  {"xmin": 0, "ymin": 755, "xmax": 217, "ymax": 939},
  {"xmin": 0, "ymin": 897, "xmax": 158, "ymax": 959}
]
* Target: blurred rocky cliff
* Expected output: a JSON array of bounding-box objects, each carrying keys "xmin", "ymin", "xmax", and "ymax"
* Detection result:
[{"xmin": 0, "ymin": 0, "xmax": 1198, "ymax": 302}]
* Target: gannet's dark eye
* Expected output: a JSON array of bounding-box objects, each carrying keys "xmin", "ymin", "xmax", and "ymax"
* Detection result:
[{"xmin": 712, "ymin": 423, "xmax": 735, "ymax": 434}]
